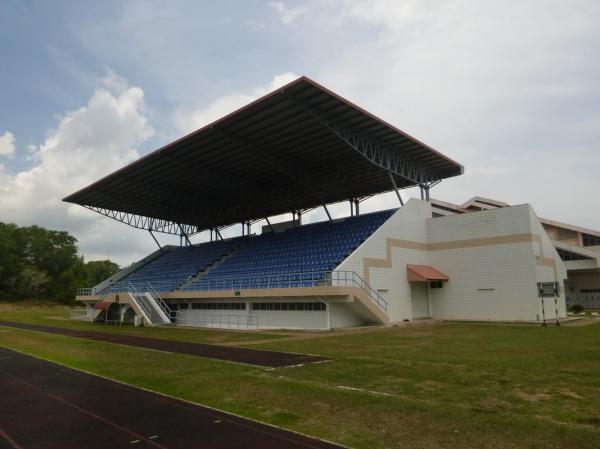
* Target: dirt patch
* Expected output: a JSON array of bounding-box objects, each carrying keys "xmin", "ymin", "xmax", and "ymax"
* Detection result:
[
  {"xmin": 561, "ymin": 317, "xmax": 600, "ymax": 327},
  {"xmin": 471, "ymin": 397, "xmax": 512, "ymax": 414},
  {"xmin": 514, "ymin": 390, "xmax": 551, "ymax": 402},
  {"xmin": 418, "ymin": 380, "xmax": 446, "ymax": 391},
  {"xmin": 556, "ymin": 388, "xmax": 584, "ymax": 399}
]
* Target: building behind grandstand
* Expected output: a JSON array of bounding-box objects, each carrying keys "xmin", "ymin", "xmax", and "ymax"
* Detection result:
[
  {"xmin": 431, "ymin": 196, "xmax": 600, "ymax": 311},
  {"xmin": 66, "ymin": 76, "xmax": 570, "ymax": 329}
]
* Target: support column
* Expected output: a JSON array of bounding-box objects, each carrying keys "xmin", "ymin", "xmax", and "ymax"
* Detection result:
[
  {"xmin": 148, "ymin": 230, "xmax": 162, "ymax": 250},
  {"xmin": 265, "ymin": 217, "xmax": 274, "ymax": 232},
  {"xmin": 388, "ymin": 173, "xmax": 404, "ymax": 206}
]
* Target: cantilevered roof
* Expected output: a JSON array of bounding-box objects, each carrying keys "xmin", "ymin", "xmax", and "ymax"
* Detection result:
[{"xmin": 64, "ymin": 76, "xmax": 463, "ymax": 235}]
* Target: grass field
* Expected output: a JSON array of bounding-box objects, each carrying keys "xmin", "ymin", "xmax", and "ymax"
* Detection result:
[{"xmin": 1, "ymin": 303, "xmax": 599, "ymax": 449}]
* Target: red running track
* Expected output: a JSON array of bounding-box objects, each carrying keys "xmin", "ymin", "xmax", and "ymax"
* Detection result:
[
  {"xmin": 0, "ymin": 321, "xmax": 326, "ymax": 368},
  {"xmin": 0, "ymin": 348, "xmax": 345, "ymax": 449}
]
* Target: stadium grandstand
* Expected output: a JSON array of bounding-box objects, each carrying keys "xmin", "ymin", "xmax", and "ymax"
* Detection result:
[{"xmin": 66, "ymin": 76, "xmax": 567, "ymax": 329}]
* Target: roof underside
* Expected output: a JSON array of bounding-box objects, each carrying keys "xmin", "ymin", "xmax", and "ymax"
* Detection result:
[{"xmin": 64, "ymin": 76, "xmax": 463, "ymax": 233}]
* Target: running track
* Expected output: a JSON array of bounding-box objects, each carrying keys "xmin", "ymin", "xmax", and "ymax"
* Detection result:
[
  {"xmin": 0, "ymin": 348, "xmax": 344, "ymax": 449},
  {"xmin": 0, "ymin": 321, "xmax": 326, "ymax": 368}
]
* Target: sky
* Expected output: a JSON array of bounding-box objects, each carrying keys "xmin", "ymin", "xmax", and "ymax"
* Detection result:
[{"xmin": 1, "ymin": 0, "xmax": 599, "ymax": 266}]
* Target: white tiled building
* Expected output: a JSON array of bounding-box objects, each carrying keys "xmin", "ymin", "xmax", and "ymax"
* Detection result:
[
  {"xmin": 429, "ymin": 196, "xmax": 600, "ymax": 312},
  {"xmin": 337, "ymin": 199, "xmax": 566, "ymax": 324}
]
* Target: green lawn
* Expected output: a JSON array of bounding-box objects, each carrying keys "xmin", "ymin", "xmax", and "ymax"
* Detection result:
[{"xmin": 1, "ymin": 303, "xmax": 599, "ymax": 449}]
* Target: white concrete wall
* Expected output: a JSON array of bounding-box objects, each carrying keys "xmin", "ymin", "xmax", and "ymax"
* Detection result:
[
  {"xmin": 527, "ymin": 207, "xmax": 568, "ymax": 319},
  {"xmin": 174, "ymin": 300, "xmax": 331, "ymax": 330},
  {"xmin": 249, "ymin": 309, "xmax": 328, "ymax": 330},
  {"xmin": 338, "ymin": 199, "xmax": 567, "ymax": 323},
  {"xmin": 428, "ymin": 205, "xmax": 538, "ymax": 321},
  {"xmin": 336, "ymin": 200, "xmax": 432, "ymax": 322},
  {"xmin": 329, "ymin": 302, "xmax": 365, "ymax": 328}
]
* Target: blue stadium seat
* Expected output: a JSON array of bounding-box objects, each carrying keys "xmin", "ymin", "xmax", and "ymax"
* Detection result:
[{"xmin": 102, "ymin": 210, "xmax": 394, "ymax": 294}]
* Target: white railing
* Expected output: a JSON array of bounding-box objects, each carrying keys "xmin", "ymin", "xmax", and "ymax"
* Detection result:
[
  {"xmin": 174, "ymin": 311, "xmax": 259, "ymax": 329},
  {"xmin": 78, "ymin": 281, "xmax": 166, "ymax": 324},
  {"xmin": 70, "ymin": 308, "xmax": 94, "ymax": 321},
  {"xmin": 185, "ymin": 270, "xmax": 388, "ymax": 311},
  {"xmin": 146, "ymin": 282, "xmax": 172, "ymax": 321},
  {"xmin": 77, "ymin": 280, "xmax": 142, "ymax": 296},
  {"xmin": 76, "ymin": 271, "xmax": 387, "ymax": 313},
  {"xmin": 76, "ymin": 288, "xmax": 95, "ymax": 296}
]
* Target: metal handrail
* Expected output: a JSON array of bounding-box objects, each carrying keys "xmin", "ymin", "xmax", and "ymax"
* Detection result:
[
  {"xmin": 70, "ymin": 308, "xmax": 93, "ymax": 321},
  {"xmin": 186, "ymin": 270, "xmax": 387, "ymax": 311},
  {"xmin": 77, "ymin": 270, "xmax": 387, "ymax": 313},
  {"xmin": 128, "ymin": 283, "xmax": 153, "ymax": 319},
  {"xmin": 345, "ymin": 271, "xmax": 388, "ymax": 311},
  {"xmin": 76, "ymin": 288, "xmax": 94, "ymax": 296},
  {"xmin": 146, "ymin": 282, "xmax": 171, "ymax": 318}
]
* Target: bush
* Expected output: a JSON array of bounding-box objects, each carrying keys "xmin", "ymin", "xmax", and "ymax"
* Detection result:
[{"xmin": 569, "ymin": 304, "xmax": 584, "ymax": 314}]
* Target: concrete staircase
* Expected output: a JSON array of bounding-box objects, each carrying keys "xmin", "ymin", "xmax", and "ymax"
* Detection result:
[{"xmin": 178, "ymin": 245, "xmax": 242, "ymax": 290}]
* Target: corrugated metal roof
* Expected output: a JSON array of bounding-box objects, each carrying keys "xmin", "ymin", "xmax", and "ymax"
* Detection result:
[{"xmin": 64, "ymin": 76, "xmax": 463, "ymax": 232}]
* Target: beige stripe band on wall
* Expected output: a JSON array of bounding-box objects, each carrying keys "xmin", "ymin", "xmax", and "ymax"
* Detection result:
[{"xmin": 363, "ymin": 233, "xmax": 546, "ymax": 283}]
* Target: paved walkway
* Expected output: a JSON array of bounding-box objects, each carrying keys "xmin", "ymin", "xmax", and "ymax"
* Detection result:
[
  {"xmin": 0, "ymin": 321, "xmax": 326, "ymax": 368},
  {"xmin": 0, "ymin": 348, "xmax": 344, "ymax": 449}
]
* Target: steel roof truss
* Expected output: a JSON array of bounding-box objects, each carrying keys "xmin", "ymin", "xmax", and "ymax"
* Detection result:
[
  {"xmin": 286, "ymin": 93, "xmax": 439, "ymax": 186},
  {"xmin": 84, "ymin": 206, "xmax": 200, "ymax": 236}
]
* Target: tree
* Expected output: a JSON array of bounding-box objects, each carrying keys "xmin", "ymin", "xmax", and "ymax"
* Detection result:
[
  {"xmin": 0, "ymin": 223, "xmax": 24, "ymax": 299},
  {"xmin": 84, "ymin": 260, "xmax": 121, "ymax": 286},
  {"xmin": 0, "ymin": 221, "xmax": 120, "ymax": 303}
]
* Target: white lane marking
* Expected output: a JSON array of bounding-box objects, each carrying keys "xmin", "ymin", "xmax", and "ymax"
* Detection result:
[{"xmin": 336, "ymin": 385, "xmax": 393, "ymax": 396}]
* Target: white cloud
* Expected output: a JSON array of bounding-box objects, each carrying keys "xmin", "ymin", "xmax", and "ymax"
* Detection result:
[
  {"xmin": 99, "ymin": 67, "xmax": 131, "ymax": 95},
  {"xmin": 306, "ymin": 0, "xmax": 600, "ymax": 229},
  {"xmin": 173, "ymin": 72, "xmax": 299, "ymax": 135},
  {"xmin": 0, "ymin": 131, "xmax": 15, "ymax": 156},
  {"xmin": 269, "ymin": 2, "xmax": 306, "ymax": 25},
  {"xmin": 0, "ymin": 76, "xmax": 155, "ymax": 265}
]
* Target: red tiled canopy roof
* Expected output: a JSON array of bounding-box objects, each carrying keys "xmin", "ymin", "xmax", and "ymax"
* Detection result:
[{"xmin": 407, "ymin": 264, "xmax": 449, "ymax": 282}]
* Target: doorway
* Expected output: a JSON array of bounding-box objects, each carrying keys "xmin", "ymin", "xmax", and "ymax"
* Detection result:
[{"xmin": 410, "ymin": 282, "xmax": 431, "ymax": 319}]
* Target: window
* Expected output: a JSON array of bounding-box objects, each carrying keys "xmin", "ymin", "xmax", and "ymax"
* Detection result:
[
  {"xmin": 582, "ymin": 233, "xmax": 600, "ymax": 247},
  {"xmin": 178, "ymin": 303, "xmax": 189, "ymax": 310},
  {"xmin": 429, "ymin": 281, "xmax": 443, "ymax": 289},
  {"xmin": 191, "ymin": 303, "xmax": 245, "ymax": 310},
  {"xmin": 251, "ymin": 302, "xmax": 326, "ymax": 311},
  {"xmin": 557, "ymin": 249, "xmax": 590, "ymax": 261},
  {"xmin": 581, "ymin": 288, "xmax": 600, "ymax": 293}
]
